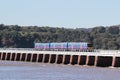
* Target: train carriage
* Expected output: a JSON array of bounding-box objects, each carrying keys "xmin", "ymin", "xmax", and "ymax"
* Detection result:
[
  {"xmin": 34, "ymin": 42, "xmax": 93, "ymax": 52},
  {"xmin": 67, "ymin": 42, "xmax": 88, "ymax": 51},
  {"xmin": 50, "ymin": 42, "xmax": 68, "ymax": 51},
  {"xmin": 34, "ymin": 43, "xmax": 50, "ymax": 50}
]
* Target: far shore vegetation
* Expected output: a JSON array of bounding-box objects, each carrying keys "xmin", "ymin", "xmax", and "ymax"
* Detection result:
[{"xmin": 0, "ymin": 24, "xmax": 119, "ymax": 50}]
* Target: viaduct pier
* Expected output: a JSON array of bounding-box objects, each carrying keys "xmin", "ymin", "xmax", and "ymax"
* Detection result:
[{"xmin": 0, "ymin": 48, "xmax": 120, "ymax": 67}]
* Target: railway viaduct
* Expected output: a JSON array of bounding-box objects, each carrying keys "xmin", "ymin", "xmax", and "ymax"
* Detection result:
[{"xmin": 0, "ymin": 48, "xmax": 120, "ymax": 67}]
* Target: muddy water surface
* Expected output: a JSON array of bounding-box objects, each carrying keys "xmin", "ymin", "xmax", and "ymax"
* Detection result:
[{"xmin": 0, "ymin": 61, "xmax": 120, "ymax": 80}]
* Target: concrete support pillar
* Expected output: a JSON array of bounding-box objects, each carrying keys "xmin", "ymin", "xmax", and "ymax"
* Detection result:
[
  {"xmin": 2, "ymin": 53, "xmax": 5, "ymax": 60},
  {"xmin": 94, "ymin": 56, "xmax": 98, "ymax": 66},
  {"xmin": 42, "ymin": 54, "xmax": 45, "ymax": 63},
  {"xmin": 21, "ymin": 53, "xmax": 26, "ymax": 61},
  {"xmin": 11, "ymin": 53, "xmax": 15, "ymax": 61},
  {"xmin": 112, "ymin": 56, "xmax": 115, "ymax": 67},
  {"xmin": 86, "ymin": 56, "xmax": 89, "ymax": 65},
  {"xmin": 62, "ymin": 55, "xmax": 65, "ymax": 64},
  {"xmin": 10, "ymin": 53, "xmax": 12, "ymax": 61},
  {"xmin": 77, "ymin": 55, "xmax": 81, "ymax": 64},
  {"xmin": 31, "ymin": 54, "xmax": 37, "ymax": 62},
  {"xmin": 114, "ymin": 57, "xmax": 120, "ymax": 67},
  {"xmin": 5, "ymin": 53, "xmax": 8, "ymax": 60},
  {"xmin": 49, "ymin": 54, "xmax": 51, "ymax": 63},
  {"xmin": 36, "ymin": 54, "xmax": 39, "ymax": 62},
  {"xmin": 70, "ymin": 55, "xmax": 73, "ymax": 64},
  {"xmin": 14, "ymin": 53, "xmax": 17, "ymax": 61},
  {"xmin": 55, "ymin": 55, "xmax": 58, "ymax": 63},
  {"xmin": 1, "ymin": 53, "xmax": 3, "ymax": 60},
  {"xmin": 20, "ymin": 53, "xmax": 22, "ymax": 61},
  {"xmin": 25, "ymin": 53, "xmax": 28, "ymax": 61},
  {"xmin": 16, "ymin": 53, "xmax": 21, "ymax": 61},
  {"xmin": 6, "ymin": 53, "xmax": 10, "ymax": 60},
  {"xmin": 0, "ymin": 53, "xmax": 1, "ymax": 60},
  {"xmin": 30, "ymin": 54, "xmax": 33, "ymax": 62}
]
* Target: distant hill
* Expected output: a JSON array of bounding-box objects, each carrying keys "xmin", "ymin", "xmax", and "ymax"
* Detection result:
[{"xmin": 0, "ymin": 24, "xmax": 119, "ymax": 49}]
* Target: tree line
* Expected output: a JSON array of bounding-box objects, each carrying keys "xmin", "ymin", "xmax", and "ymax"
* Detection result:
[{"xmin": 0, "ymin": 24, "xmax": 119, "ymax": 50}]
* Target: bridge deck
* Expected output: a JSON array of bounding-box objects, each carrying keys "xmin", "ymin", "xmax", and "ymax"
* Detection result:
[{"xmin": 0, "ymin": 48, "xmax": 120, "ymax": 57}]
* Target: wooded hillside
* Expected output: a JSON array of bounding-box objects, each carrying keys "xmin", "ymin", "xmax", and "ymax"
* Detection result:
[{"xmin": 0, "ymin": 24, "xmax": 119, "ymax": 49}]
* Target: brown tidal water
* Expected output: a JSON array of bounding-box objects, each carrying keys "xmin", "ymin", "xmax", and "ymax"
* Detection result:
[{"xmin": 0, "ymin": 61, "xmax": 120, "ymax": 80}]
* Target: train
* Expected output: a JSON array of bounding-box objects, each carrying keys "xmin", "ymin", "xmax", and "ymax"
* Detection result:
[{"xmin": 34, "ymin": 42, "xmax": 93, "ymax": 52}]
